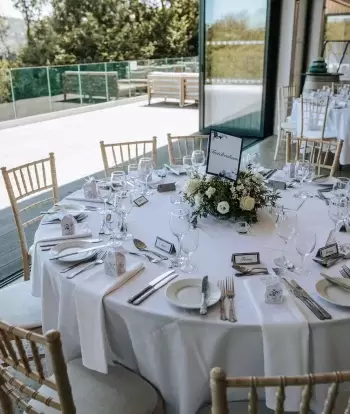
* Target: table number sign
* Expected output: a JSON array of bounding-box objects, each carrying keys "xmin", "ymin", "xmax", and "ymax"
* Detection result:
[
  {"xmin": 155, "ymin": 237, "xmax": 176, "ymax": 254},
  {"xmin": 316, "ymin": 243, "xmax": 338, "ymax": 259},
  {"xmin": 206, "ymin": 129, "xmax": 243, "ymax": 182},
  {"xmin": 134, "ymin": 195, "xmax": 149, "ymax": 207},
  {"xmin": 157, "ymin": 183, "xmax": 176, "ymax": 193},
  {"xmin": 232, "ymin": 252, "xmax": 260, "ymax": 265}
]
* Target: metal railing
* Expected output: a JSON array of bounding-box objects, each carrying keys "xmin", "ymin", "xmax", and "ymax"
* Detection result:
[{"xmin": 0, "ymin": 57, "xmax": 199, "ymax": 123}]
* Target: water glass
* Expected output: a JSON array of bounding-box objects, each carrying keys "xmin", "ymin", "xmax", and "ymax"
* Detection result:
[
  {"xmin": 295, "ymin": 230, "xmax": 316, "ymax": 276},
  {"xmin": 127, "ymin": 164, "xmax": 139, "ymax": 186},
  {"xmin": 332, "ymin": 177, "xmax": 350, "ymax": 199},
  {"xmin": 191, "ymin": 150, "xmax": 205, "ymax": 172},
  {"xmin": 249, "ymin": 153, "xmax": 260, "ymax": 172},
  {"xmin": 183, "ymin": 155, "xmax": 193, "ymax": 177},
  {"xmin": 276, "ymin": 210, "xmax": 298, "ymax": 252},
  {"xmin": 115, "ymin": 191, "xmax": 134, "ymax": 240},
  {"xmin": 138, "ymin": 157, "xmax": 154, "ymax": 196},
  {"xmin": 169, "ymin": 208, "xmax": 190, "ymax": 267},
  {"xmin": 104, "ymin": 209, "xmax": 122, "ymax": 246},
  {"xmin": 328, "ymin": 197, "xmax": 348, "ymax": 233},
  {"xmin": 96, "ymin": 180, "xmax": 112, "ymax": 214},
  {"xmin": 111, "ymin": 171, "xmax": 126, "ymax": 196},
  {"xmin": 180, "ymin": 228, "xmax": 199, "ymax": 273},
  {"xmin": 294, "ymin": 160, "xmax": 310, "ymax": 199}
]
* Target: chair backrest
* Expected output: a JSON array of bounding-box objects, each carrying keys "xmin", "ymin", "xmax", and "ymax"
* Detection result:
[
  {"xmin": 1, "ymin": 153, "xmax": 59, "ymax": 281},
  {"xmin": 209, "ymin": 366, "xmax": 350, "ymax": 414},
  {"xmin": 100, "ymin": 138, "xmax": 157, "ymax": 176},
  {"xmin": 0, "ymin": 321, "xmax": 75, "ymax": 413},
  {"xmin": 278, "ymin": 85, "xmax": 296, "ymax": 123},
  {"xmin": 167, "ymin": 133, "xmax": 209, "ymax": 165},
  {"xmin": 300, "ymin": 95, "xmax": 330, "ymax": 140}
]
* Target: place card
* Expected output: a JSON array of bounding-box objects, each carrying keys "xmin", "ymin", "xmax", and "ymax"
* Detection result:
[
  {"xmin": 206, "ymin": 129, "xmax": 243, "ymax": 182},
  {"xmin": 157, "ymin": 183, "xmax": 176, "ymax": 192},
  {"xmin": 316, "ymin": 243, "xmax": 338, "ymax": 259},
  {"xmin": 61, "ymin": 214, "xmax": 76, "ymax": 236},
  {"xmin": 267, "ymin": 179, "xmax": 287, "ymax": 190},
  {"xmin": 133, "ymin": 195, "xmax": 149, "ymax": 207},
  {"xmin": 232, "ymin": 252, "xmax": 260, "ymax": 265},
  {"xmin": 155, "ymin": 237, "xmax": 176, "ymax": 254}
]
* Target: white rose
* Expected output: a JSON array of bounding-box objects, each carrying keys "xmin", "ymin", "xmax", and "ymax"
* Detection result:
[
  {"xmin": 184, "ymin": 179, "xmax": 201, "ymax": 196},
  {"xmin": 236, "ymin": 184, "xmax": 244, "ymax": 192},
  {"xmin": 240, "ymin": 196, "xmax": 255, "ymax": 211},
  {"xmin": 205, "ymin": 174, "xmax": 215, "ymax": 182},
  {"xmin": 217, "ymin": 201, "xmax": 230, "ymax": 215},
  {"xmin": 194, "ymin": 194, "xmax": 203, "ymax": 207},
  {"xmin": 205, "ymin": 187, "xmax": 216, "ymax": 199}
]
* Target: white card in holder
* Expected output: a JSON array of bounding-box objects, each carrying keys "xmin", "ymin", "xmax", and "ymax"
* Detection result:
[
  {"xmin": 61, "ymin": 214, "xmax": 76, "ymax": 236},
  {"xmin": 83, "ymin": 179, "xmax": 98, "ymax": 199}
]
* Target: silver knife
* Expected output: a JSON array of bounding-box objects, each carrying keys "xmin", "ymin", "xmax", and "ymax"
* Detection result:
[
  {"xmin": 49, "ymin": 244, "xmax": 109, "ymax": 260},
  {"xmin": 200, "ymin": 275, "xmax": 209, "ymax": 315},
  {"xmin": 282, "ymin": 278, "xmax": 327, "ymax": 320},
  {"xmin": 127, "ymin": 270, "xmax": 175, "ymax": 304},
  {"xmin": 40, "ymin": 238, "xmax": 102, "ymax": 248},
  {"xmin": 290, "ymin": 280, "xmax": 332, "ymax": 319},
  {"xmin": 132, "ymin": 273, "xmax": 178, "ymax": 305},
  {"xmin": 320, "ymin": 273, "xmax": 350, "ymax": 291}
]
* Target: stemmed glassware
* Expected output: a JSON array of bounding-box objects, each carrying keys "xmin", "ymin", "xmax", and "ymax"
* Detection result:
[
  {"xmin": 169, "ymin": 208, "xmax": 190, "ymax": 267},
  {"xmin": 96, "ymin": 180, "xmax": 112, "ymax": 215},
  {"xmin": 127, "ymin": 164, "xmax": 139, "ymax": 186},
  {"xmin": 138, "ymin": 157, "xmax": 153, "ymax": 196},
  {"xmin": 111, "ymin": 171, "xmax": 126, "ymax": 197},
  {"xmin": 180, "ymin": 228, "xmax": 199, "ymax": 273},
  {"xmin": 115, "ymin": 191, "xmax": 134, "ymax": 240},
  {"xmin": 295, "ymin": 230, "xmax": 316, "ymax": 276},
  {"xmin": 294, "ymin": 160, "xmax": 310, "ymax": 198},
  {"xmin": 328, "ymin": 197, "xmax": 348, "ymax": 239},
  {"xmin": 332, "ymin": 177, "xmax": 350, "ymax": 199},
  {"xmin": 104, "ymin": 209, "xmax": 122, "ymax": 246},
  {"xmin": 183, "ymin": 155, "xmax": 193, "ymax": 177},
  {"xmin": 249, "ymin": 153, "xmax": 260, "ymax": 173},
  {"xmin": 191, "ymin": 150, "xmax": 205, "ymax": 172},
  {"xmin": 275, "ymin": 210, "xmax": 298, "ymax": 264}
]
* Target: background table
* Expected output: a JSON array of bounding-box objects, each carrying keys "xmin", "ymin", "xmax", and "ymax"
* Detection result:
[
  {"xmin": 31, "ymin": 182, "xmax": 350, "ymax": 413},
  {"xmin": 291, "ymin": 99, "xmax": 350, "ymax": 166}
]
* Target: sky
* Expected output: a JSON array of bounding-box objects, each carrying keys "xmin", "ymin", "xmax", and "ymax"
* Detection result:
[{"xmin": 0, "ymin": 0, "xmax": 22, "ymax": 18}]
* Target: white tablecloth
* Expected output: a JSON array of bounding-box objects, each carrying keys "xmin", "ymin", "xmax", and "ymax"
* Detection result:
[
  {"xmin": 291, "ymin": 99, "xmax": 350, "ymax": 165},
  {"xmin": 31, "ymin": 182, "xmax": 350, "ymax": 414}
]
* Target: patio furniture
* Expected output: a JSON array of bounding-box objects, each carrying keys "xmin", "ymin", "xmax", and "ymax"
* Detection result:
[
  {"xmin": 197, "ymin": 367, "xmax": 350, "ymax": 413},
  {"xmin": 0, "ymin": 321, "xmax": 164, "ymax": 414},
  {"xmin": 63, "ymin": 71, "xmax": 119, "ymax": 102},
  {"xmin": 100, "ymin": 138, "xmax": 157, "ymax": 176},
  {"xmin": 274, "ymin": 85, "xmax": 296, "ymax": 160},
  {"xmin": 167, "ymin": 133, "xmax": 208, "ymax": 164},
  {"xmin": 147, "ymin": 72, "xmax": 199, "ymax": 107}
]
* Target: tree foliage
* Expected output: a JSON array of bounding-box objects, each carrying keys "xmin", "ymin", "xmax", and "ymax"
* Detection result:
[{"xmin": 14, "ymin": 0, "xmax": 199, "ymax": 66}]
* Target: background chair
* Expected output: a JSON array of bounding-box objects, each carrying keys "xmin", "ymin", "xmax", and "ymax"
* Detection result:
[
  {"xmin": 167, "ymin": 133, "xmax": 208, "ymax": 165},
  {"xmin": 100, "ymin": 137, "xmax": 157, "ymax": 176},
  {"xmin": 197, "ymin": 366, "xmax": 350, "ymax": 414},
  {"xmin": 0, "ymin": 153, "xmax": 59, "ymax": 331},
  {"xmin": 274, "ymin": 85, "xmax": 296, "ymax": 160},
  {"xmin": 0, "ymin": 321, "xmax": 164, "ymax": 414},
  {"xmin": 286, "ymin": 96, "xmax": 342, "ymax": 176}
]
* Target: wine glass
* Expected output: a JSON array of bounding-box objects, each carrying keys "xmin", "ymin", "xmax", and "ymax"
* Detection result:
[
  {"xmin": 96, "ymin": 180, "xmax": 112, "ymax": 215},
  {"xmin": 169, "ymin": 208, "xmax": 190, "ymax": 267},
  {"xmin": 111, "ymin": 171, "xmax": 126, "ymax": 196},
  {"xmin": 180, "ymin": 228, "xmax": 199, "ymax": 273},
  {"xmin": 127, "ymin": 164, "xmax": 139, "ymax": 183},
  {"xmin": 104, "ymin": 209, "xmax": 122, "ymax": 246},
  {"xmin": 275, "ymin": 210, "xmax": 298, "ymax": 265},
  {"xmin": 295, "ymin": 231, "xmax": 316, "ymax": 276},
  {"xmin": 191, "ymin": 150, "xmax": 205, "ymax": 172},
  {"xmin": 328, "ymin": 197, "xmax": 348, "ymax": 238},
  {"xmin": 115, "ymin": 191, "xmax": 134, "ymax": 240},
  {"xmin": 332, "ymin": 177, "xmax": 350, "ymax": 199},
  {"xmin": 249, "ymin": 153, "xmax": 260, "ymax": 173},
  {"xmin": 183, "ymin": 155, "xmax": 193, "ymax": 177},
  {"xmin": 138, "ymin": 157, "xmax": 153, "ymax": 196}
]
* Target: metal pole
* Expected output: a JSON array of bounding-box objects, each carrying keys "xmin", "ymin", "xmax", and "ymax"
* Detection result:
[
  {"xmin": 78, "ymin": 64, "xmax": 83, "ymax": 105},
  {"xmin": 46, "ymin": 66, "xmax": 53, "ymax": 112},
  {"xmin": 104, "ymin": 62, "xmax": 109, "ymax": 101},
  {"xmin": 8, "ymin": 69, "xmax": 17, "ymax": 119}
]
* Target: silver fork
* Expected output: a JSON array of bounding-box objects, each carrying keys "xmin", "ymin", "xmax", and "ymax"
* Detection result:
[
  {"xmin": 66, "ymin": 251, "xmax": 106, "ymax": 279},
  {"xmin": 225, "ymin": 277, "xmax": 237, "ymax": 323},
  {"xmin": 218, "ymin": 280, "xmax": 227, "ymax": 321}
]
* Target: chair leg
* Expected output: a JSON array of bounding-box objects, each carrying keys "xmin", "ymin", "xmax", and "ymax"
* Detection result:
[
  {"xmin": 274, "ymin": 127, "xmax": 283, "ymax": 160},
  {"xmin": 331, "ymin": 140, "xmax": 343, "ymax": 177},
  {"xmin": 285, "ymin": 132, "xmax": 292, "ymax": 164}
]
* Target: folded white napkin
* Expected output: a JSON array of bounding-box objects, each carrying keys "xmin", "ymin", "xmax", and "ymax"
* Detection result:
[
  {"xmin": 244, "ymin": 278, "xmax": 309, "ymax": 411},
  {"xmin": 74, "ymin": 261, "xmax": 145, "ymax": 373},
  {"xmin": 66, "ymin": 190, "xmax": 104, "ymax": 204},
  {"xmin": 30, "ymin": 223, "xmax": 92, "ymax": 296}
]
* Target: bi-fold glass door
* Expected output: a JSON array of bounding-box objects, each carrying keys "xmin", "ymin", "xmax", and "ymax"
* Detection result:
[{"xmin": 199, "ymin": 0, "xmax": 281, "ymax": 141}]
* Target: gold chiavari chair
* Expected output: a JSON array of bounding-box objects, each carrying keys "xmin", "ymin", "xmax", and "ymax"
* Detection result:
[
  {"xmin": 0, "ymin": 321, "xmax": 164, "ymax": 414},
  {"xmin": 167, "ymin": 133, "xmax": 209, "ymax": 165},
  {"xmin": 100, "ymin": 138, "xmax": 157, "ymax": 176},
  {"xmin": 274, "ymin": 85, "xmax": 297, "ymax": 160},
  {"xmin": 286, "ymin": 96, "xmax": 342, "ymax": 177},
  {"xmin": 0, "ymin": 153, "xmax": 59, "ymax": 331},
  {"xmin": 197, "ymin": 366, "xmax": 350, "ymax": 414}
]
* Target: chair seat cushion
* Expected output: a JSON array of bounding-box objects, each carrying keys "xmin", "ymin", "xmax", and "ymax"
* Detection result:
[
  {"xmin": 26, "ymin": 358, "xmax": 161, "ymax": 414},
  {"xmin": 0, "ymin": 281, "xmax": 41, "ymax": 329}
]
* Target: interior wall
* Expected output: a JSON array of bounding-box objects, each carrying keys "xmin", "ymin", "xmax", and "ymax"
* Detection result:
[{"xmin": 306, "ymin": 0, "xmax": 326, "ymax": 66}]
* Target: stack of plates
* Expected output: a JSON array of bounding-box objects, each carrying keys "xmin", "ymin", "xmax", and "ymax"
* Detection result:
[{"xmin": 49, "ymin": 240, "xmax": 98, "ymax": 262}]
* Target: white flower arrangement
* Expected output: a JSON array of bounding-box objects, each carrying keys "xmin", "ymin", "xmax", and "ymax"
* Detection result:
[{"xmin": 183, "ymin": 168, "xmax": 280, "ymax": 225}]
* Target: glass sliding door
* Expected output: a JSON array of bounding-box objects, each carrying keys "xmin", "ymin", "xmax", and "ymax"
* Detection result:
[{"xmin": 199, "ymin": 0, "xmax": 281, "ymax": 140}]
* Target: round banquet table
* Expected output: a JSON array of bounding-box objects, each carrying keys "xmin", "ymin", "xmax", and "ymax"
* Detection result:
[
  {"xmin": 291, "ymin": 98, "xmax": 350, "ymax": 166},
  {"xmin": 31, "ymin": 180, "xmax": 350, "ymax": 414}
]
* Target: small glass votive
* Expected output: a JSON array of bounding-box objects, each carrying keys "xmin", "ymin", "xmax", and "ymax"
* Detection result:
[{"xmin": 234, "ymin": 221, "xmax": 250, "ymax": 234}]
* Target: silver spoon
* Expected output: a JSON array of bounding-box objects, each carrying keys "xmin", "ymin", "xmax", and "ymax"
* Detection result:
[
  {"xmin": 133, "ymin": 238, "xmax": 169, "ymax": 260},
  {"xmin": 274, "ymin": 256, "xmax": 300, "ymax": 274}
]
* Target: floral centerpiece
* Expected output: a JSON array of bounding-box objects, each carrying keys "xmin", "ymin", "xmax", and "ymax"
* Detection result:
[{"xmin": 183, "ymin": 168, "xmax": 280, "ymax": 226}]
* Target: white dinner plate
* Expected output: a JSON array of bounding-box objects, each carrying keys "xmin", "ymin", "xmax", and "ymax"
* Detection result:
[
  {"xmin": 49, "ymin": 240, "xmax": 97, "ymax": 263},
  {"xmin": 48, "ymin": 204, "xmax": 85, "ymax": 214},
  {"xmin": 315, "ymin": 278, "xmax": 350, "ymax": 307},
  {"xmin": 166, "ymin": 278, "xmax": 220, "ymax": 309}
]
